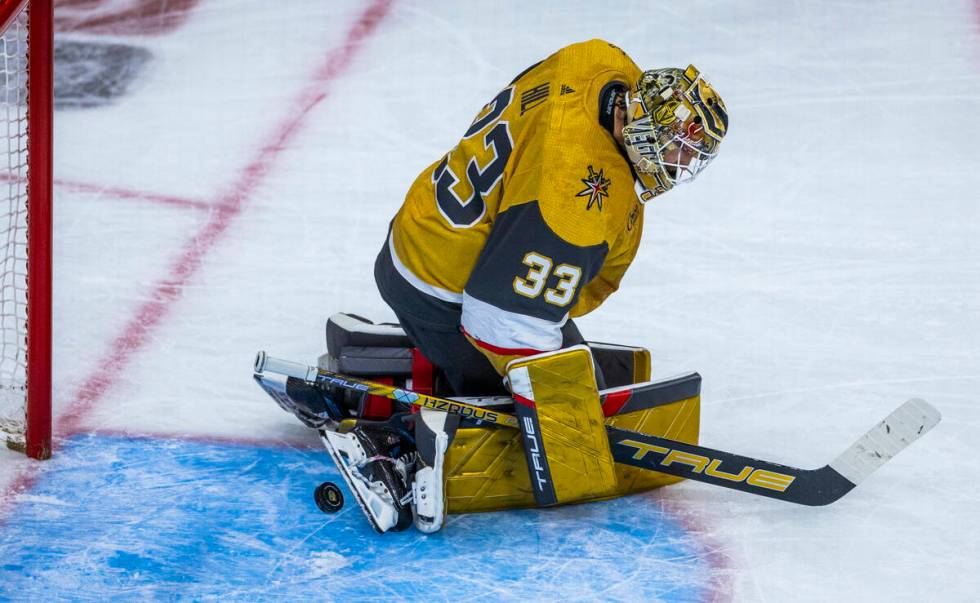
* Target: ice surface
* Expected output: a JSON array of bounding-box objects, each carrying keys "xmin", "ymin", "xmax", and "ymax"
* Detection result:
[{"xmin": 1, "ymin": 0, "xmax": 979, "ymax": 600}]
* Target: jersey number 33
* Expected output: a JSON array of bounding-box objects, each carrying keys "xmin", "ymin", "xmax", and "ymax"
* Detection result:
[{"xmin": 431, "ymin": 87, "xmax": 515, "ymax": 228}]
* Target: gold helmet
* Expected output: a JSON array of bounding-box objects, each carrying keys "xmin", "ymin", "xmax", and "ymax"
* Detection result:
[{"xmin": 622, "ymin": 65, "xmax": 728, "ymax": 195}]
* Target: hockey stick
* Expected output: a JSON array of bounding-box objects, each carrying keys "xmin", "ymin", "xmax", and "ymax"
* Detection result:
[
  {"xmin": 254, "ymin": 352, "xmax": 941, "ymax": 506},
  {"xmin": 608, "ymin": 396, "xmax": 940, "ymax": 505},
  {"xmin": 255, "ymin": 352, "xmax": 521, "ymax": 428},
  {"xmin": 254, "ymin": 352, "xmax": 697, "ymax": 424}
]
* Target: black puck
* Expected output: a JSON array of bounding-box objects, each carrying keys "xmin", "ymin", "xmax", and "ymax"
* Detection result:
[{"xmin": 314, "ymin": 481, "xmax": 344, "ymax": 513}]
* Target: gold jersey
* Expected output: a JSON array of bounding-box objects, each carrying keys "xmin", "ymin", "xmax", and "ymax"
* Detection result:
[{"xmin": 387, "ymin": 40, "xmax": 654, "ymax": 354}]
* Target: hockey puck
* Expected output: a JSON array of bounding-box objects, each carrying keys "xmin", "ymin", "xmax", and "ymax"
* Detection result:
[{"xmin": 314, "ymin": 481, "xmax": 344, "ymax": 513}]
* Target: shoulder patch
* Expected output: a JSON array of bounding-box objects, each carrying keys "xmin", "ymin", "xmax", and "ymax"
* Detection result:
[{"xmin": 575, "ymin": 165, "xmax": 611, "ymax": 211}]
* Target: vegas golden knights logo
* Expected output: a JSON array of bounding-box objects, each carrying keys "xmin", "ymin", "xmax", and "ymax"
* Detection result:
[{"xmin": 576, "ymin": 165, "xmax": 610, "ymax": 211}]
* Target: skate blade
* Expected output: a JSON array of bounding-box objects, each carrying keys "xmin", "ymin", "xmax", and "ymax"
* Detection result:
[{"xmin": 319, "ymin": 429, "xmax": 389, "ymax": 534}]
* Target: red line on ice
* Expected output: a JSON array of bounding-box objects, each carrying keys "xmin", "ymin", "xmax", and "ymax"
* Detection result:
[
  {"xmin": 54, "ymin": 0, "xmax": 393, "ymax": 438},
  {"xmin": 0, "ymin": 172, "xmax": 206, "ymax": 209},
  {"xmin": 55, "ymin": 179, "xmax": 211, "ymax": 210},
  {"xmin": 55, "ymin": 0, "xmax": 201, "ymax": 36}
]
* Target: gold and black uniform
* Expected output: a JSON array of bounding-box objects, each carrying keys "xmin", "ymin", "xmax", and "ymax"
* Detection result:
[{"xmin": 376, "ymin": 39, "xmax": 658, "ymax": 390}]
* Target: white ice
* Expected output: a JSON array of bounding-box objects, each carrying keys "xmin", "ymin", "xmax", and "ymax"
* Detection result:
[{"xmin": 2, "ymin": 0, "xmax": 979, "ymax": 600}]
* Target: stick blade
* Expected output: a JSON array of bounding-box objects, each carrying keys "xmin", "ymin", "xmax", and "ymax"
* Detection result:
[{"xmin": 829, "ymin": 398, "xmax": 941, "ymax": 486}]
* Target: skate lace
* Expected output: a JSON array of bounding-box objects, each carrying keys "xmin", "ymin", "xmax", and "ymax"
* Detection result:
[{"xmin": 360, "ymin": 454, "xmax": 399, "ymax": 466}]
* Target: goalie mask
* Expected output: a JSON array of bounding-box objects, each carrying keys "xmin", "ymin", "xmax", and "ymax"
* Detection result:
[{"xmin": 622, "ymin": 65, "xmax": 728, "ymax": 195}]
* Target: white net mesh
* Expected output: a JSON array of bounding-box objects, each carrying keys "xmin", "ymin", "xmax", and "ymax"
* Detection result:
[{"xmin": 0, "ymin": 4, "xmax": 31, "ymax": 449}]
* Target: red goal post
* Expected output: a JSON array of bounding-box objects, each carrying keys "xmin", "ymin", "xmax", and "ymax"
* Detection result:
[{"xmin": 0, "ymin": 0, "xmax": 52, "ymax": 460}]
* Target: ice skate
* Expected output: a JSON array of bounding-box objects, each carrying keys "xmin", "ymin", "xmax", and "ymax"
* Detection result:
[{"xmin": 320, "ymin": 419, "xmax": 415, "ymax": 534}]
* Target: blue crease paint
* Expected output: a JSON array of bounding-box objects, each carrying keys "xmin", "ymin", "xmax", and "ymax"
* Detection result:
[{"xmin": 0, "ymin": 434, "xmax": 711, "ymax": 601}]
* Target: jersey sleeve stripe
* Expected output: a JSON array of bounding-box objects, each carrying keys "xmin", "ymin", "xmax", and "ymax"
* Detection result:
[
  {"xmin": 460, "ymin": 325, "xmax": 543, "ymax": 357},
  {"xmin": 461, "ymin": 292, "xmax": 564, "ymax": 353}
]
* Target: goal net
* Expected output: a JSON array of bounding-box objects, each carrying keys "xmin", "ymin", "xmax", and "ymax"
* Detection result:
[{"xmin": 0, "ymin": 0, "xmax": 51, "ymax": 460}]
